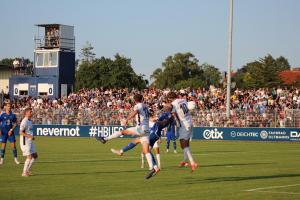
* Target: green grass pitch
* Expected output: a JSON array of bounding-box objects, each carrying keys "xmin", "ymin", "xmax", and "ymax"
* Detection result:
[{"xmin": 0, "ymin": 137, "xmax": 300, "ymax": 200}]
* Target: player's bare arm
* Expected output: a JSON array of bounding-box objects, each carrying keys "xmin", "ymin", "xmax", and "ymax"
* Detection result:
[
  {"xmin": 8, "ymin": 121, "xmax": 17, "ymax": 136},
  {"xmin": 20, "ymin": 130, "xmax": 34, "ymax": 140},
  {"xmin": 124, "ymin": 110, "xmax": 138, "ymax": 125}
]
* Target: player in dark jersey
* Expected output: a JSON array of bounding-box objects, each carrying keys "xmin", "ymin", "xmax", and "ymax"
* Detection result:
[{"xmin": 165, "ymin": 119, "xmax": 177, "ymax": 153}]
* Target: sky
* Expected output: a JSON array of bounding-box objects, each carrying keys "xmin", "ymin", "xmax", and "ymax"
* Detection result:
[{"xmin": 0, "ymin": 0, "xmax": 299, "ymax": 80}]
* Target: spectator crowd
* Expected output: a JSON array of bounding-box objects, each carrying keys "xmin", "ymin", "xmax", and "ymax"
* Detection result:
[{"xmin": 2, "ymin": 87, "xmax": 300, "ymax": 128}]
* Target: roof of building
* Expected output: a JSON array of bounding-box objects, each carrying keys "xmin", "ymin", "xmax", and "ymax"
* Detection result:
[{"xmin": 35, "ymin": 24, "xmax": 73, "ymax": 28}]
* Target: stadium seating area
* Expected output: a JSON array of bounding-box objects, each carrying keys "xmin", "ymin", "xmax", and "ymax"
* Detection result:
[{"xmin": 5, "ymin": 87, "xmax": 300, "ymax": 127}]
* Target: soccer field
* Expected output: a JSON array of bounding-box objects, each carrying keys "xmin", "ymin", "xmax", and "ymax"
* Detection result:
[{"xmin": 0, "ymin": 137, "xmax": 299, "ymax": 200}]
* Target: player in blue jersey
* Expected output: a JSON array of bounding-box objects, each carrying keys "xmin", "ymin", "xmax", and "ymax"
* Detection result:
[
  {"xmin": 0, "ymin": 101, "xmax": 20, "ymax": 165},
  {"xmin": 165, "ymin": 119, "xmax": 177, "ymax": 153}
]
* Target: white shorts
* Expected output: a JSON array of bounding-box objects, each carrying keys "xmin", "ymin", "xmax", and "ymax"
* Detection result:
[
  {"xmin": 20, "ymin": 141, "xmax": 36, "ymax": 156},
  {"xmin": 178, "ymin": 126, "xmax": 193, "ymax": 140},
  {"xmin": 153, "ymin": 141, "xmax": 159, "ymax": 148},
  {"xmin": 127, "ymin": 126, "xmax": 149, "ymax": 136},
  {"xmin": 139, "ymin": 135, "xmax": 150, "ymax": 145}
]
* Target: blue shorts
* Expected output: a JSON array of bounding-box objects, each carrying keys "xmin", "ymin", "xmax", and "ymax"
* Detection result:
[
  {"xmin": 149, "ymin": 133, "xmax": 160, "ymax": 148},
  {"xmin": 1, "ymin": 133, "xmax": 16, "ymax": 144},
  {"xmin": 166, "ymin": 132, "xmax": 176, "ymax": 141}
]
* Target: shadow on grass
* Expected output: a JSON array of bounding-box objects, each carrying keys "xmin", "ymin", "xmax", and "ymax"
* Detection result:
[
  {"xmin": 201, "ymin": 150, "xmax": 244, "ymax": 153},
  {"xmin": 36, "ymin": 169, "xmax": 146, "ymax": 176},
  {"xmin": 38, "ymin": 159, "xmax": 137, "ymax": 164},
  {"xmin": 184, "ymin": 173, "xmax": 300, "ymax": 184},
  {"xmin": 165, "ymin": 162, "xmax": 275, "ymax": 170},
  {"xmin": 200, "ymin": 162, "xmax": 275, "ymax": 168}
]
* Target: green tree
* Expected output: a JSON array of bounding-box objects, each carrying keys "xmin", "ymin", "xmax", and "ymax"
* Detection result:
[
  {"xmin": 79, "ymin": 41, "xmax": 96, "ymax": 64},
  {"xmin": 75, "ymin": 54, "xmax": 147, "ymax": 90},
  {"xmin": 151, "ymin": 52, "xmax": 221, "ymax": 89},
  {"xmin": 202, "ymin": 63, "xmax": 222, "ymax": 87},
  {"xmin": 0, "ymin": 58, "xmax": 32, "ymax": 66},
  {"xmin": 235, "ymin": 54, "xmax": 290, "ymax": 89}
]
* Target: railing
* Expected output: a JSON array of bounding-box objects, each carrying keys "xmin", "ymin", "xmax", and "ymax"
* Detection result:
[
  {"xmin": 12, "ymin": 108, "xmax": 300, "ymax": 128},
  {"xmin": 34, "ymin": 36, "xmax": 75, "ymax": 51}
]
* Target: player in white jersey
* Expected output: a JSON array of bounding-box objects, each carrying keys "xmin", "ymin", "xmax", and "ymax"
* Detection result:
[
  {"xmin": 141, "ymin": 111, "xmax": 161, "ymax": 169},
  {"xmin": 19, "ymin": 107, "xmax": 38, "ymax": 177},
  {"xmin": 96, "ymin": 94, "xmax": 159, "ymax": 179},
  {"xmin": 167, "ymin": 92, "xmax": 198, "ymax": 172}
]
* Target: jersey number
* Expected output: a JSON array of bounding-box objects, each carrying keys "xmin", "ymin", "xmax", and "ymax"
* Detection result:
[
  {"xmin": 180, "ymin": 103, "xmax": 189, "ymax": 115},
  {"xmin": 143, "ymin": 108, "xmax": 150, "ymax": 119}
]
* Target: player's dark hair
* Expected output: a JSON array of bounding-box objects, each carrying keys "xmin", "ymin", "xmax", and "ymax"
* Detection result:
[
  {"xmin": 133, "ymin": 94, "xmax": 143, "ymax": 102},
  {"xmin": 157, "ymin": 104, "xmax": 163, "ymax": 110},
  {"xmin": 3, "ymin": 100, "xmax": 11, "ymax": 106},
  {"xmin": 24, "ymin": 107, "xmax": 32, "ymax": 114},
  {"xmin": 149, "ymin": 109, "xmax": 155, "ymax": 117},
  {"xmin": 167, "ymin": 92, "xmax": 177, "ymax": 100}
]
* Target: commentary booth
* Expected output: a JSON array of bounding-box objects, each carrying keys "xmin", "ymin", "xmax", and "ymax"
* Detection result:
[{"xmin": 9, "ymin": 24, "xmax": 75, "ymax": 99}]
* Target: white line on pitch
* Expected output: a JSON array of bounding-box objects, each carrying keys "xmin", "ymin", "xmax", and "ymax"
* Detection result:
[
  {"xmin": 256, "ymin": 191, "xmax": 300, "ymax": 195},
  {"xmin": 245, "ymin": 184, "xmax": 300, "ymax": 192}
]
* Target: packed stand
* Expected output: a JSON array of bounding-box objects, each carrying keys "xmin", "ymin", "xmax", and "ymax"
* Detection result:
[{"xmin": 3, "ymin": 87, "xmax": 300, "ymax": 128}]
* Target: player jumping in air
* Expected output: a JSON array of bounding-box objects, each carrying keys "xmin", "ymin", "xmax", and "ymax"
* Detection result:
[
  {"xmin": 110, "ymin": 104, "xmax": 174, "ymax": 170},
  {"xmin": 96, "ymin": 94, "xmax": 159, "ymax": 179}
]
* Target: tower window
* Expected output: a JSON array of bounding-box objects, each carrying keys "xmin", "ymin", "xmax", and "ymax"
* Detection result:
[{"xmin": 35, "ymin": 51, "xmax": 58, "ymax": 67}]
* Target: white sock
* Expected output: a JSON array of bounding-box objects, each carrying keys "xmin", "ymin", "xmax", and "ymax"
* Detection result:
[
  {"xmin": 183, "ymin": 148, "xmax": 188, "ymax": 162},
  {"xmin": 27, "ymin": 158, "xmax": 35, "ymax": 172},
  {"xmin": 156, "ymin": 154, "xmax": 161, "ymax": 168},
  {"xmin": 183, "ymin": 147, "xmax": 195, "ymax": 164},
  {"xmin": 105, "ymin": 131, "xmax": 122, "ymax": 141},
  {"xmin": 145, "ymin": 153, "xmax": 154, "ymax": 170},
  {"xmin": 23, "ymin": 159, "xmax": 31, "ymax": 174},
  {"xmin": 141, "ymin": 153, "xmax": 144, "ymax": 167}
]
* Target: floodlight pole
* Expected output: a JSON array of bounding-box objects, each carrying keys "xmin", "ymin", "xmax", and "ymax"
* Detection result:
[{"xmin": 226, "ymin": 0, "xmax": 233, "ymax": 118}]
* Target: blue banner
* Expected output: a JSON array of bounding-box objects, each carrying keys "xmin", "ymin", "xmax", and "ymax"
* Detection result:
[
  {"xmin": 193, "ymin": 127, "xmax": 300, "ymax": 142},
  {"xmin": 12, "ymin": 125, "xmax": 300, "ymax": 142}
]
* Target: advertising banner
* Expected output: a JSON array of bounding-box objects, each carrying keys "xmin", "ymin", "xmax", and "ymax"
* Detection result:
[
  {"xmin": 193, "ymin": 127, "xmax": 300, "ymax": 142},
  {"xmin": 11, "ymin": 125, "xmax": 300, "ymax": 142}
]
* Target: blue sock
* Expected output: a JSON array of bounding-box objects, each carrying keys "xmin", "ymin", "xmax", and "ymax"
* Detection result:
[
  {"xmin": 0, "ymin": 148, "xmax": 5, "ymax": 158},
  {"xmin": 122, "ymin": 142, "xmax": 137, "ymax": 153},
  {"xmin": 150, "ymin": 152, "xmax": 157, "ymax": 166},
  {"xmin": 166, "ymin": 140, "xmax": 170, "ymax": 149},
  {"xmin": 173, "ymin": 141, "xmax": 177, "ymax": 150},
  {"xmin": 13, "ymin": 148, "xmax": 17, "ymax": 158}
]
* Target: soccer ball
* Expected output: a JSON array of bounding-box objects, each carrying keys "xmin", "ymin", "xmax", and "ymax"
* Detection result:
[{"xmin": 187, "ymin": 101, "xmax": 196, "ymax": 111}]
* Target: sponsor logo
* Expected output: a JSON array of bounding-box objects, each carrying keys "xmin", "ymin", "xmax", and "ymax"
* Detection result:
[
  {"xmin": 37, "ymin": 126, "xmax": 80, "ymax": 137},
  {"xmin": 203, "ymin": 129, "xmax": 223, "ymax": 140},
  {"xmin": 231, "ymin": 131, "xmax": 236, "ymax": 137},
  {"xmin": 260, "ymin": 131, "xmax": 268, "ymax": 140},
  {"xmin": 231, "ymin": 131, "xmax": 258, "ymax": 138},
  {"xmin": 89, "ymin": 126, "xmax": 125, "ymax": 137},
  {"xmin": 260, "ymin": 130, "xmax": 289, "ymax": 140},
  {"xmin": 290, "ymin": 131, "xmax": 300, "ymax": 140}
]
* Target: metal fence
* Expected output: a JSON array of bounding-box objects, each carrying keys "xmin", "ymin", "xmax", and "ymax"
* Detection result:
[{"xmin": 11, "ymin": 108, "xmax": 300, "ymax": 128}]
